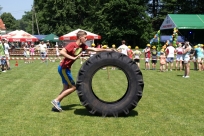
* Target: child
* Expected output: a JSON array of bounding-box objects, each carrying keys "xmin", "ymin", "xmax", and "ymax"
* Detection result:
[
  {"xmin": 23, "ymin": 44, "xmax": 30, "ymax": 63},
  {"xmin": 159, "ymin": 50, "xmax": 166, "ymax": 72},
  {"xmin": 55, "ymin": 44, "xmax": 61, "ymax": 62},
  {"xmin": 133, "ymin": 46, "xmax": 141, "ymax": 69},
  {"xmin": 89, "ymin": 43, "xmax": 96, "ymax": 57},
  {"xmin": 111, "ymin": 44, "xmax": 116, "ymax": 70},
  {"xmin": 151, "ymin": 46, "xmax": 157, "ymax": 70},
  {"xmin": 51, "ymin": 30, "xmax": 113, "ymax": 112},
  {"xmin": 0, "ymin": 40, "xmax": 6, "ymax": 72},
  {"xmin": 127, "ymin": 45, "xmax": 133, "ymax": 59},
  {"xmin": 30, "ymin": 44, "xmax": 35, "ymax": 63},
  {"xmin": 175, "ymin": 43, "xmax": 184, "ymax": 71},
  {"xmin": 144, "ymin": 44, "xmax": 151, "ymax": 70}
]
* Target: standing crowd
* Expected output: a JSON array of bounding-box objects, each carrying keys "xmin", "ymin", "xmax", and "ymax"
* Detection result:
[
  {"xmin": 134, "ymin": 41, "xmax": 204, "ymax": 78},
  {"xmin": 80, "ymin": 40, "xmax": 204, "ymax": 79}
]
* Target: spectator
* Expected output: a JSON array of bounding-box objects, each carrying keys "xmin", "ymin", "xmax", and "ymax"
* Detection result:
[
  {"xmin": 202, "ymin": 44, "xmax": 204, "ymax": 70},
  {"xmin": 127, "ymin": 45, "xmax": 133, "ymax": 59},
  {"xmin": 195, "ymin": 44, "xmax": 203, "ymax": 71},
  {"xmin": 112, "ymin": 44, "xmax": 116, "ymax": 50},
  {"xmin": 0, "ymin": 40, "xmax": 6, "ymax": 72},
  {"xmin": 39, "ymin": 41, "xmax": 47, "ymax": 63},
  {"xmin": 47, "ymin": 41, "xmax": 50, "ymax": 48},
  {"xmin": 89, "ymin": 43, "xmax": 96, "ymax": 57},
  {"xmin": 175, "ymin": 43, "xmax": 184, "ymax": 71},
  {"xmin": 190, "ymin": 45, "xmax": 198, "ymax": 71},
  {"xmin": 23, "ymin": 43, "xmax": 30, "ymax": 63},
  {"xmin": 96, "ymin": 43, "xmax": 102, "ymax": 48},
  {"xmin": 30, "ymin": 43, "xmax": 35, "ymax": 63},
  {"xmin": 159, "ymin": 49, "xmax": 166, "ymax": 72},
  {"xmin": 111, "ymin": 44, "xmax": 116, "ymax": 70},
  {"xmin": 117, "ymin": 40, "xmax": 129, "ymax": 55},
  {"xmin": 55, "ymin": 44, "xmax": 61, "ymax": 62},
  {"xmin": 2, "ymin": 39, "xmax": 11, "ymax": 70},
  {"xmin": 165, "ymin": 43, "xmax": 175, "ymax": 71},
  {"xmin": 144, "ymin": 44, "xmax": 151, "ymax": 70},
  {"xmin": 133, "ymin": 46, "xmax": 142, "ymax": 69},
  {"xmin": 183, "ymin": 41, "xmax": 191, "ymax": 78},
  {"xmin": 151, "ymin": 46, "xmax": 157, "ymax": 70}
]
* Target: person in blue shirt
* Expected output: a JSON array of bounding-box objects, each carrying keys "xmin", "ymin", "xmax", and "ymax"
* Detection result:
[{"xmin": 195, "ymin": 44, "xmax": 203, "ymax": 71}]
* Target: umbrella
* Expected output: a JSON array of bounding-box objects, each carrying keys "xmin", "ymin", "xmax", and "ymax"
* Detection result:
[
  {"xmin": 0, "ymin": 34, "xmax": 10, "ymax": 40},
  {"xmin": 4, "ymin": 30, "xmax": 38, "ymax": 42},
  {"xmin": 59, "ymin": 28, "xmax": 101, "ymax": 40},
  {"xmin": 42, "ymin": 33, "xmax": 59, "ymax": 42},
  {"xmin": 33, "ymin": 35, "xmax": 47, "ymax": 40}
]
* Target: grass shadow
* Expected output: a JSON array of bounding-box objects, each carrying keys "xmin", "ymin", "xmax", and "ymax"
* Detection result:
[
  {"xmin": 51, "ymin": 104, "xmax": 81, "ymax": 112},
  {"xmin": 177, "ymin": 74, "xmax": 184, "ymax": 77},
  {"xmin": 74, "ymin": 108, "xmax": 138, "ymax": 117},
  {"xmin": 61, "ymin": 104, "xmax": 81, "ymax": 111}
]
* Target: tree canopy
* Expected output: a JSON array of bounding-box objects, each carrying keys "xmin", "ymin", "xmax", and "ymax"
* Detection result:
[
  {"xmin": 1, "ymin": 0, "xmax": 204, "ymax": 47},
  {"xmin": 1, "ymin": 12, "xmax": 18, "ymax": 31}
]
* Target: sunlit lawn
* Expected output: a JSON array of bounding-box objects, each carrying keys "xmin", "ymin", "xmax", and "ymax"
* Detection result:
[{"xmin": 0, "ymin": 58, "xmax": 203, "ymax": 136}]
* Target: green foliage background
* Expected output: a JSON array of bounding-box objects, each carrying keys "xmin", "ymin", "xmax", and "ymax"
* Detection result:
[{"xmin": 1, "ymin": 0, "xmax": 204, "ymax": 47}]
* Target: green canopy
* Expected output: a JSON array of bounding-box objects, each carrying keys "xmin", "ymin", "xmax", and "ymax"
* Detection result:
[
  {"xmin": 160, "ymin": 14, "xmax": 204, "ymax": 30},
  {"xmin": 42, "ymin": 33, "xmax": 59, "ymax": 42}
]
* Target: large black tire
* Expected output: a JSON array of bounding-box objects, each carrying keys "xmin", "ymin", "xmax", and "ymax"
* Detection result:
[{"xmin": 76, "ymin": 51, "xmax": 144, "ymax": 117}]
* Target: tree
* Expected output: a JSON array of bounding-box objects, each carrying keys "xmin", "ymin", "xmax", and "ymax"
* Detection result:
[
  {"xmin": 1, "ymin": 12, "xmax": 17, "ymax": 31},
  {"xmin": 17, "ymin": 11, "xmax": 33, "ymax": 33},
  {"xmin": 91, "ymin": 0, "xmax": 153, "ymax": 47},
  {"xmin": 177, "ymin": 0, "xmax": 204, "ymax": 14},
  {"xmin": 34, "ymin": 0, "xmax": 153, "ymax": 47},
  {"xmin": 34, "ymin": 0, "xmax": 79, "ymax": 35}
]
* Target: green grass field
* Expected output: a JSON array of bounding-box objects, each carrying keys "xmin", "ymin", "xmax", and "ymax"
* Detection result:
[{"xmin": 0, "ymin": 58, "xmax": 203, "ymax": 136}]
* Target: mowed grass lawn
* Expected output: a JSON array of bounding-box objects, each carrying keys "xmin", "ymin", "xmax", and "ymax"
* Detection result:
[{"xmin": 0, "ymin": 58, "xmax": 204, "ymax": 136}]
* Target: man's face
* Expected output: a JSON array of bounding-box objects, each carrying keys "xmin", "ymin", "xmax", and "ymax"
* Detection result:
[{"xmin": 80, "ymin": 35, "xmax": 87, "ymax": 44}]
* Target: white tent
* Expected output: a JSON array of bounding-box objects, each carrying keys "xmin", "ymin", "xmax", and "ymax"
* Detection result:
[
  {"xmin": 59, "ymin": 29, "xmax": 101, "ymax": 47},
  {"xmin": 59, "ymin": 28, "xmax": 101, "ymax": 40}
]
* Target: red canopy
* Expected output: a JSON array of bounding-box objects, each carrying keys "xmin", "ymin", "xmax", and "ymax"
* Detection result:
[
  {"xmin": 59, "ymin": 29, "xmax": 101, "ymax": 40},
  {"xmin": 2, "ymin": 30, "xmax": 38, "ymax": 42}
]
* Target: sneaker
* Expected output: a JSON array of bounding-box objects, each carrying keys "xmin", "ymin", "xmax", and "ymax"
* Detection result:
[
  {"xmin": 185, "ymin": 76, "xmax": 190, "ymax": 78},
  {"xmin": 2, "ymin": 71, "xmax": 6, "ymax": 73},
  {"xmin": 51, "ymin": 106, "xmax": 60, "ymax": 112},
  {"xmin": 182, "ymin": 75, "xmax": 185, "ymax": 78},
  {"xmin": 51, "ymin": 100, "xmax": 62, "ymax": 112}
]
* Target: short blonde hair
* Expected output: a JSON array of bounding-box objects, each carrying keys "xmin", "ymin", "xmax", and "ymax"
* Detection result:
[{"xmin": 77, "ymin": 31, "xmax": 87, "ymax": 39}]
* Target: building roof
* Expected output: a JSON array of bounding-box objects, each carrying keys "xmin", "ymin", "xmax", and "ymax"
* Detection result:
[
  {"xmin": 0, "ymin": 19, "xmax": 6, "ymax": 30},
  {"xmin": 160, "ymin": 14, "xmax": 204, "ymax": 30}
]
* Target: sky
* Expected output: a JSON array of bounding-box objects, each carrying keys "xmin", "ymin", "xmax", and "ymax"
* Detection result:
[{"xmin": 0, "ymin": 0, "xmax": 33, "ymax": 20}]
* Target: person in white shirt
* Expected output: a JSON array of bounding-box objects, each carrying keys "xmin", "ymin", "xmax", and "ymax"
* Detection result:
[
  {"xmin": 2, "ymin": 39, "xmax": 11, "ymax": 70},
  {"xmin": 55, "ymin": 44, "xmax": 61, "ymax": 62},
  {"xmin": 39, "ymin": 41, "xmax": 47, "ymax": 62},
  {"xmin": 117, "ymin": 40, "xmax": 129, "ymax": 55},
  {"xmin": 165, "ymin": 43, "xmax": 175, "ymax": 71}
]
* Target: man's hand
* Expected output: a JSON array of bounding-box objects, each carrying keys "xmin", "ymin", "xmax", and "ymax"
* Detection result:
[{"xmin": 74, "ymin": 52, "xmax": 82, "ymax": 60}]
